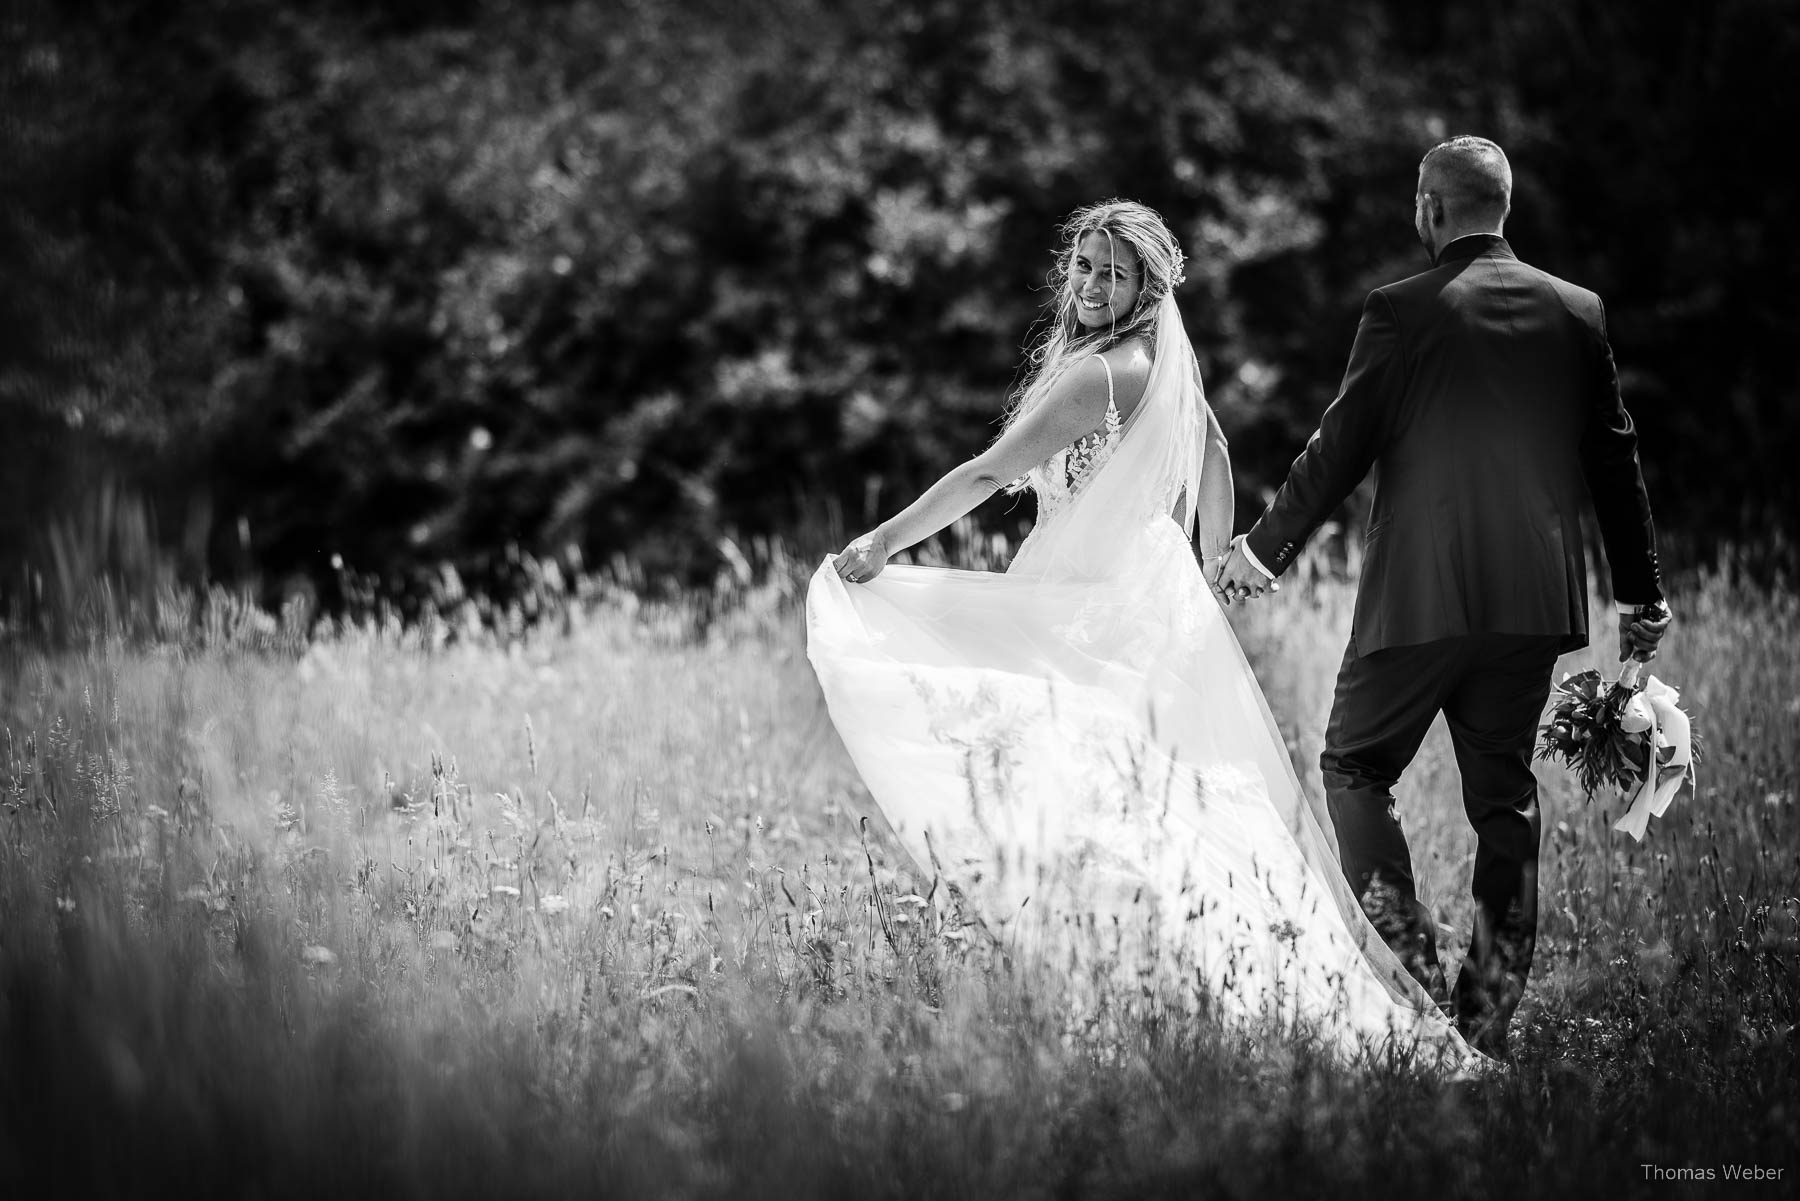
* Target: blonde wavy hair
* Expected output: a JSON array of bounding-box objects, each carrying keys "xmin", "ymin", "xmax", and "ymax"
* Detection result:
[{"xmin": 1002, "ymin": 200, "xmax": 1187, "ymax": 440}]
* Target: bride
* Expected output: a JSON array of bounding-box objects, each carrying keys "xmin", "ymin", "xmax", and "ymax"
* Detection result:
[{"xmin": 807, "ymin": 201, "xmax": 1470, "ymax": 1063}]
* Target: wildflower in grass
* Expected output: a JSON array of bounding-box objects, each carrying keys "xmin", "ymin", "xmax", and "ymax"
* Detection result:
[
  {"xmin": 537, "ymin": 894, "xmax": 571, "ymax": 915},
  {"xmin": 1537, "ymin": 659, "xmax": 1697, "ymax": 840}
]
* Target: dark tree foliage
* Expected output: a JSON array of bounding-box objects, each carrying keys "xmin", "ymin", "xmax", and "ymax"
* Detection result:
[{"xmin": 3, "ymin": 0, "xmax": 1795, "ymax": 610}]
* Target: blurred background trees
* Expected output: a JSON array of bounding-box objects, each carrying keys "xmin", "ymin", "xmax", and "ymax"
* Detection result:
[{"xmin": 4, "ymin": 0, "xmax": 1796, "ymax": 615}]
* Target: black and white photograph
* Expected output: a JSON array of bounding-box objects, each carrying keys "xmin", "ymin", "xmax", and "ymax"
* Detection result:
[{"xmin": 2, "ymin": 1, "xmax": 1795, "ymax": 1196}]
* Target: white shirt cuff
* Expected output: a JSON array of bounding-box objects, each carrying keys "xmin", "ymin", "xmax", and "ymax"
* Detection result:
[{"xmin": 1240, "ymin": 540, "xmax": 1275, "ymax": 581}]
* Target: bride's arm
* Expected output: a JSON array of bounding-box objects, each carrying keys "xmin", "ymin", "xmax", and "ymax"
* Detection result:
[
  {"xmin": 831, "ymin": 358, "xmax": 1119, "ymax": 581},
  {"xmin": 1194, "ymin": 404, "xmax": 1234, "ymax": 571}
]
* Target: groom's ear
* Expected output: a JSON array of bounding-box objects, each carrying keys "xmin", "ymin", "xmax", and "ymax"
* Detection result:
[{"xmin": 1425, "ymin": 192, "xmax": 1445, "ymax": 227}]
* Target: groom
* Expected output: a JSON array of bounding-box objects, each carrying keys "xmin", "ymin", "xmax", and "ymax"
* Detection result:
[{"xmin": 1213, "ymin": 136, "xmax": 1671, "ymax": 1058}]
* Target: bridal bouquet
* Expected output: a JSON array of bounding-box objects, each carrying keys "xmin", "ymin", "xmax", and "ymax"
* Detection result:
[{"xmin": 1538, "ymin": 659, "xmax": 1698, "ymax": 841}]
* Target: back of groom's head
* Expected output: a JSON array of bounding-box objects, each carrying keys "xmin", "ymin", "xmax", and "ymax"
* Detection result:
[{"xmin": 1419, "ymin": 136, "xmax": 1512, "ymax": 229}]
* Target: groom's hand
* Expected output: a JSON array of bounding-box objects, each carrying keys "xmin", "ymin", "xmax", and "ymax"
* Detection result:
[
  {"xmin": 1210, "ymin": 536, "xmax": 1277, "ymax": 606},
  {"xmin": 1618, "ymin": 598, "xmax": 1673, "ymax": 662}
]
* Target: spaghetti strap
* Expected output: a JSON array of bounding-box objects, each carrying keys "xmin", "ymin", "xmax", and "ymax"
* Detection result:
[{"xmin": 1095, "ymin": 354, "xmax": 1115, "ymax": 413}]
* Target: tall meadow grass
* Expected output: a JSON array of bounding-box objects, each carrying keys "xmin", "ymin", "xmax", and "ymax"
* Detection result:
[{"xmin": 1, "ymin": 541, "xmax": 1795, "ymax": 1198}]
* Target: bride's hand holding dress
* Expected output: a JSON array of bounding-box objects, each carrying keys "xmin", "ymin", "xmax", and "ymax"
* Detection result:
[{"xmin": 831, "ymin": 347, "xmax": 1145, "ymax": 583}]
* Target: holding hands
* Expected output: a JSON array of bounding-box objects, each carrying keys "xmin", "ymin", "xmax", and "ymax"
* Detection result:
[
  {"xmin": 1208, "ymin": 534, "xmax": 1277, "ymax": 606},
  {"xmin": 833, "ymin": 528, "xmax": 891, "ymax": 585}
]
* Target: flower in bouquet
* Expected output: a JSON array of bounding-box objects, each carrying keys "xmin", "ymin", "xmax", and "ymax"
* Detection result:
[{"xmin": 1537, "ymin": 659, "xmax": 1697, "ymax": 841}]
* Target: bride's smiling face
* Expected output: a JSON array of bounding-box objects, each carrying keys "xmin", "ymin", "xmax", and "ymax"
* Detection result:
[{"xmin": 1068, "ymin": 232, "xmax": 1142, "ymax": 329}]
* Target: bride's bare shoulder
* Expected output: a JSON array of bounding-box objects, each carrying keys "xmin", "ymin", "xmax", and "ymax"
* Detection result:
[{"xmin": 1098, "ymin": 336, "xmax": 1153, "ymax": 417}]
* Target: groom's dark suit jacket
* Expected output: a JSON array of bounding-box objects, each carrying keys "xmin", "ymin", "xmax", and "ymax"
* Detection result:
[{"xmin": 1246, "ymin": 234, "xmax": 1661, "ymax": 656}]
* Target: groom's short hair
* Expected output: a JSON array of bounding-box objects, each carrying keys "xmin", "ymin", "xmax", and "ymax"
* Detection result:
[{"xmin": 1420, "ymin": 136, "xmax": 1513, "ymax": 227}]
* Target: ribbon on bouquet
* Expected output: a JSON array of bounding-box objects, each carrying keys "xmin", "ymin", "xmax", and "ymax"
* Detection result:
[{"xmin": 1612, "ymin": 658, "xmax": 1697, "ymax": 841}]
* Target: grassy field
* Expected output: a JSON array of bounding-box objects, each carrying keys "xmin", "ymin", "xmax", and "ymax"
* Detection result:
[{"xmin": 2, "ymin": 550, "xmax": 1796, "ymax": 1199}]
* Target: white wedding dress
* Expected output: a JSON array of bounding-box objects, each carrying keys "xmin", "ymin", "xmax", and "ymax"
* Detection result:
[{"xmin": 807, "ymin": 295, "xmax": 1470, "ymax": 1064}]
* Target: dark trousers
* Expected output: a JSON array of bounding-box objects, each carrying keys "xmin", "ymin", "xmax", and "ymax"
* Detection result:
[{"xmin": 1322, "ymin": 633, "xmax": 1563, "ymax": 1057}]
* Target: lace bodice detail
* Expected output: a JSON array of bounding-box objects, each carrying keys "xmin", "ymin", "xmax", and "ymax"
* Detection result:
[{"xmin": 1033, "ymin": 359, "xmax": 1122, "ymax": 522}]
